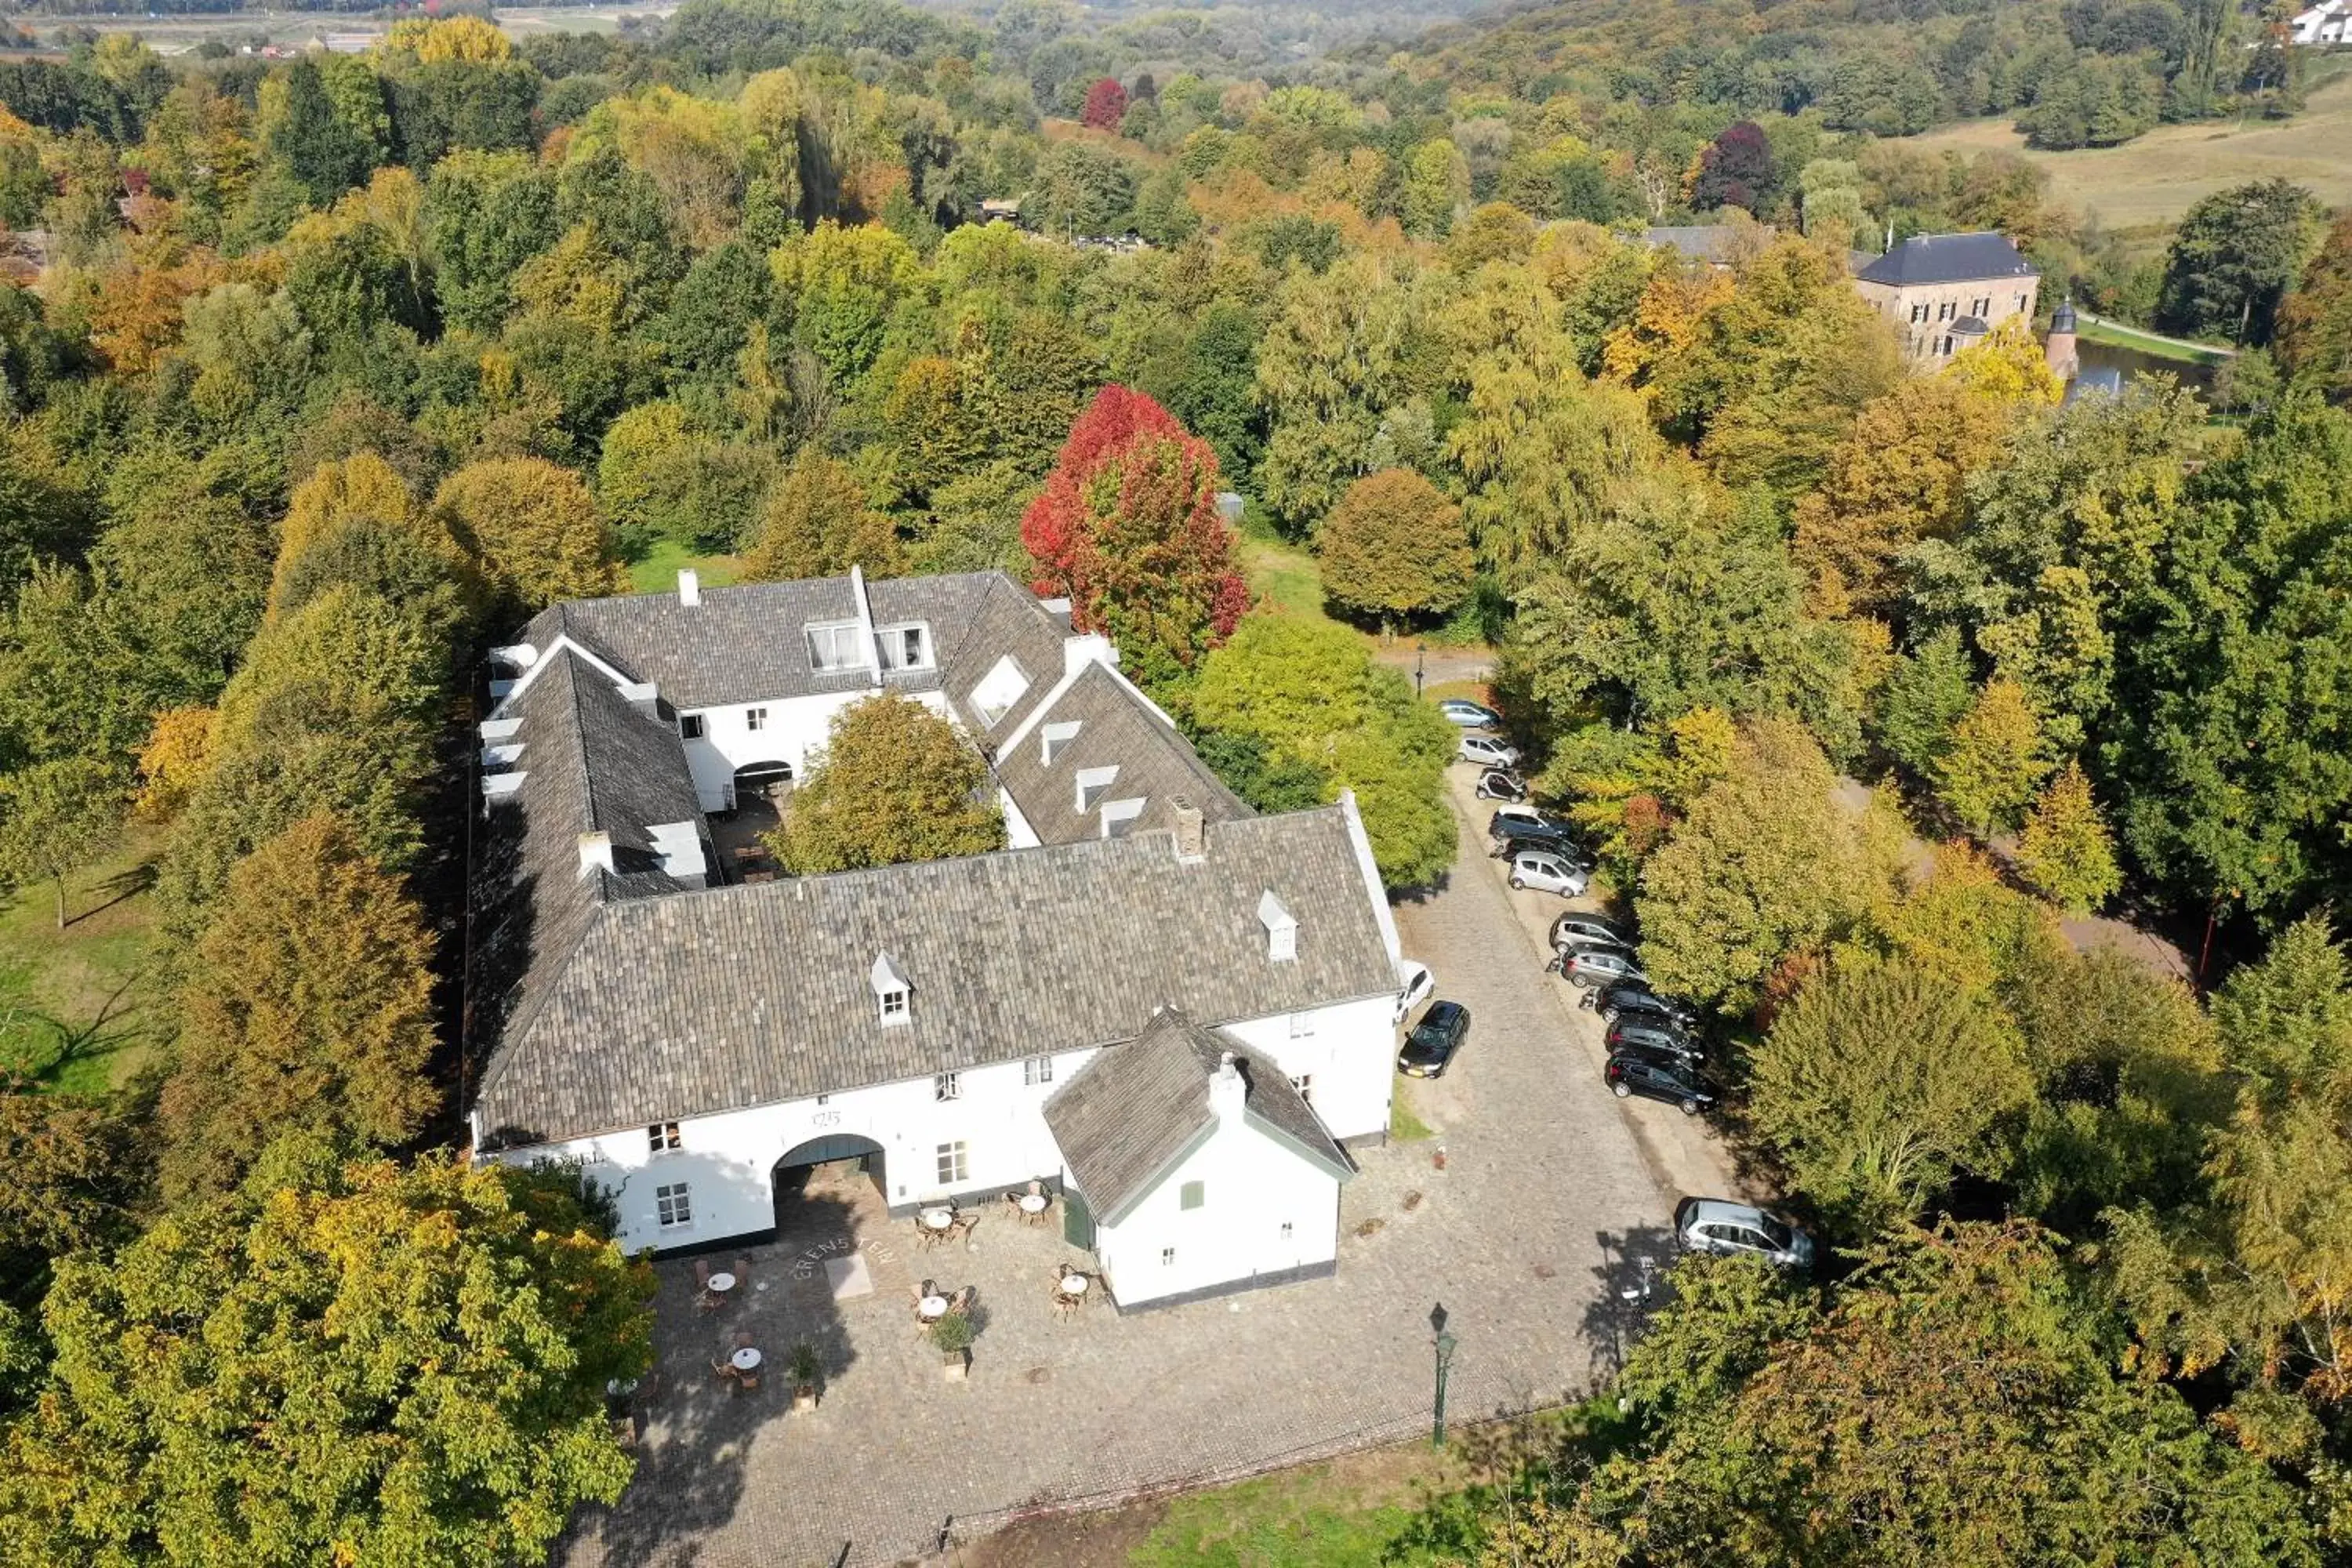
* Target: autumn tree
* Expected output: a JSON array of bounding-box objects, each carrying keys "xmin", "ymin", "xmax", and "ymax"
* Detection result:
[
  {"xmin": 1932, "ymin": 677, "xmax": 2051, "ymax": 837},
  {"xmin": 1080, "ymin": 77, "xmax": 1127, "ymax": 131},
  {"xmin": 1314, "ymin": 467, "xmax": 1474, "ymax": 626},
  {"xmin": 2275, "ymin": 213, "xmax": 2352, "ymax": 403},
  {"xmin": 1021, "ymin": 385, "xmax": 1248, "ymax": 686},
  {"xmin": 158, "ymin": 814, "xmax": 439, "ymax": 1200},
  {"xmin": 1752, "ymin": 957, "xmax": 2033, "ymax": 1230},
  {"xmin": 1690, "ymin": 120, "xmax": 1773, "ymax": 212},
  {"xmin": 2015, "ymin": 761, "xmax": 2122, "ymax": 913},
  {"xmin": 270, "ymin": 452, "xmax": 454, "ymax": 613},
  {"xmin": 0, "ymin": 1142, "xmax": 653, "ymax": 1566},
  {"xmin": 769, "ymin": 693, "xmax": 1004, "ymax": 876},
  {"xmin": 433, "ymin": 456, "xmax": 619, "ymax": 610},
  {"xmin": 740, "ymin": 447, "xmax": 904, "ymax": 583}
]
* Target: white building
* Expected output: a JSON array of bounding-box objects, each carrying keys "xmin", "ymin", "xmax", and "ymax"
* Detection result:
[
  {"xmin": 467, "ymin": 568, "xmax": 1418, "ymax": 1310},
  {"xmin": 2291, "ymin": 2, "xmax": 2347, "ymax": 45}
]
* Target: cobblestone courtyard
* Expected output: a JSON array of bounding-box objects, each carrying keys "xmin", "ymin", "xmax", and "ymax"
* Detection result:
[{"xmin": 561, "ymin": 777, "xmax": 1673, "ymax": 1567}]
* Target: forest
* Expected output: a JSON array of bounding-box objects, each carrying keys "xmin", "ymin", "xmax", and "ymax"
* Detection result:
[{"xmin": 0, "ymin": 0, "xmax": 2347, "ymax": 1561}]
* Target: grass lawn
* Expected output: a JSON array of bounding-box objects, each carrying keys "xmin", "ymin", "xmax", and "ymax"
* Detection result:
[
  {"xmin": 626, "ymin": 539, "xmax": 743, "ymax": 596},
  {"xmin": 1903, "ymin": 69, "xmax": 2352, "ymax": 233},
  {"xmin": 2074, "ymin": 312, "xmax": 2234, "ymax": 365},
  {"xmin": 1128, "ymin": 1443, "xmax": 1462, "ymax": 1568},
  {"xmin": 1238, "ymin": 534, "xmax": 1339, "ymax": 626},
  {"xmin": 0, "ymin": 825, "xmax": 165, "ymax": 1095},
  {"xmin": 1390, "ymin": 1076, "xmax": 1436, "ymax": 1142}
]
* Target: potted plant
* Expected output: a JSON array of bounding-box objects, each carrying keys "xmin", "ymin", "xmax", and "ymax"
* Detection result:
[
  {"xmin": 788, "ymin": 1341, "xmax": 822, "ymax": 1411},
  {"xmin": 931, "ymin": 1309, "xmax": 975, "ymax": 1381}
]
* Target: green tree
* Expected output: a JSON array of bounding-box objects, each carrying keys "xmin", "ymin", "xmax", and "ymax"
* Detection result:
[
  {"xmin": 433, "ymin": 456, "xmax": 619, "ymax": 611},
  {"xmin": 1752, "ymin": 957, "xmax": 2033, "ymax": 1230},
  {"xmin": 423, "ymin": 147, "xmax": 559, "ymax": 336},
  {"xmin": 0, "ymin": 1143, "xmax": 652, "ymax": 1567},
  {"xmin": 740, "ymin": 446, "xmax": 904, "ymax": 583},
  {"xmin": 769, "ymin": 693, "xmax": 1004, "ymax": 876},
  {"xmin": 1635, "ymin": 718, "xmax": 1878, "ymax": 1010},
  {"xmin": 1871, "ymin": 626, "xmax": 1974, "ymax": 780},
  {"xmin": 0, "ymin": 757, "xmax": 124, "ymax": 930},
  {"xmin": 2156, "ymin": 178, "xmax": 2323, "ymax": 347},
  {"xmin": 2015, "ymin": 761, "xmax": 2122, "ymax": 913},
  {"xmin": 1314, "ymin": 468, "xmax": 1474, "ymax": 626},
  {"xmin": 1931, "ymin": 677, "xmax": 2051, "ymax": 837},
  {"xmin": 158, "ymin": 814, "xmax": 440, "ymax": 1200},
  {"xmin": 1254, "ymin": 254, "xmax": 1425, "ymax": 533},
  {"xmin": 2275, "ymin": 214, "xmax": 2352, "ymax": 404}
]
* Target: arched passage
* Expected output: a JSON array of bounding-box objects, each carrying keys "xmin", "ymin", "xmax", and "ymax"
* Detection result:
[
  {"xmin": 731, "ymin": 760, "xmax": 793, "ymax": 802},
  {"xmin": 773, "ymin": 1132, "xmax": 885, "ymax": 1229}
]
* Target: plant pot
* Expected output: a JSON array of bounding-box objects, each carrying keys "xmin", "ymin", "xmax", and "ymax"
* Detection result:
[
  {"xmin": 793, "ymin": 1383, "xmax": 818, "ymax": 1412},
  {"xmin": 942, "ymin": 1348, "xmax": 970, "ymax": 1381}
]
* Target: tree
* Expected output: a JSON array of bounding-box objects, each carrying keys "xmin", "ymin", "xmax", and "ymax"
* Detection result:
[
  {"xmin": 1189, "ymin": 614, "xmax": 1456, "ymax": 889},
  {"xmin": 769, "ymin": 693, "xmax": 1004, "ymax": 876},
  {"xmin": 741, "ymin": 447, "xmax": 904, "ymax": 583},
  {"xmin": 1021, "ymin": 385, "xmax": 1249, "ymax": 686},
  {"xmin": 1314, "ymin": 468, "xmax": 1474, "ymax": 626},
  {"xmin": 1254, "ymin": 254, "xmax": 1425, "ymax": 532},
  {"xmin": 1636, "ymin": 719, "xmax": 1882, "ymax": 1009},
  {"xmin": 1080, "ymin": 77, "xmax": 1127, "ymax": 131},
  {"xmin": 433, "ymin": 456, "xmax": 619, "ymax": 610},
  {"xmin": 270, "ymin": 452, "xmax": 445, "ymax": 613},
  {"xmin": 2156, "ymin": 178, "xmax": 2323, "ymax": 346},
  {"xmin": 423, "ymin": 147, "xmax": 558, "ymax": 336},
  {"xmin": 1872, "ymin": 626, "xmax": 1975, "ymax": 780},
  {"xmin": 2275, "ymin": 214, "xmax": 2352, "ymax": 404},
  {"xmin": 1752, "ymin": 958, "xmax": 2033, "ymax": 1229},
  {"xmin": 0, "ymin": 757, "xmax": 124, "ymax": 930},
  {"xmin": 1690, "ymin": 121, "xmax": 1773, "ymax": 212},
  {"xmin": 1932, "ymin": 677, "xmax": 2051, "ymax": 837},
  {"xmin": 1523, "ymin": 1222, "xmax": 2319, "ymax": 1567},
  {"xmin": 2015, "ymin": 761, "xmax": 2122, "ymax": 913},
  {"xmin": 158, "ymin": 814, "xmax": 438, "ymax": 1200},
  {"xmin": 0, "ymin": 1144, "xmax": 652, "ymax": 1566}
]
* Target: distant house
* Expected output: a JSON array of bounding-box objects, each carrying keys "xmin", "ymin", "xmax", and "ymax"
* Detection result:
[
  {"xmin": 2291, "ymin": 2, "xmax": 2348, "ymax": 45},
  {"xmin": 1640, "ymin": 220, "xmax": 1773, "ymax": 270},
  {"xmin": 978, "ymin": 198, "xmax": 1022, "ymax": 224},
  {"xmin": 1851, "ymin": 231, "xmax": 2042, "ymax": 363}
]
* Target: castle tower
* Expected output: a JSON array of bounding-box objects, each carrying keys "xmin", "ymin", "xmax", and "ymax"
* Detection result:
[{"xmin": 2045, "ymin": 297, "xmax": 2079, "ymax": 383}]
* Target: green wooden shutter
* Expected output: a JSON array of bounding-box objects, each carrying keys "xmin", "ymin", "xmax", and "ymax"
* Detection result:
[{"xmin": 1062, "ymin": 1186, "xmax": 1095, "ymax": 1249}]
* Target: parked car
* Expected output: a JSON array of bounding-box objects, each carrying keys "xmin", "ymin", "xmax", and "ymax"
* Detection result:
[
  {"xmin": 1392, "ymin": 959, "xmax": 1434, "ymax": 1025},
  {"xmin": 1581, "ymin": 982, "xmax": 1701, "ymax": 1030},
  {"xmin": 1507, "ymin": 850, "xmax": 1588, "ymax": 898},
  {"xmin": 1398, "ymin": 1000, "xmax": 1470, "ymax": 1078},
  {"xmin": 1459, "ymin": 733, "xmax": 1521, "ymax": 769},
  {"xmin": 1550, "ymin": 911, "xmax": 1635, "ymax": 952},
  {"xmin": 1438, "ymin": 697, "xmax": 1504, "ymax": 730},
  {"xmin": 1552, "ymin": 943, "xmax": 1648, "ymax": 989},
  {"xmin": 1674, "ymin": 1198, "xmax": 1816, "ymax": 1270},
  {"xmin": 1490, "ymin": 817, "xmax": 1593, "ymax": 864},
  {"xmin": 1489, "ymin": 804, "xmax": 1575, "ymax": 838},
  {"xmin": 1606, "ymin": 1016, "xmax": 1701, "ymax": 1064},
  {"xmin": 1606, "ymin": 1051, "xmax": 1715, "ymax": 1114},
  {"xmin": 1473, "ymin": 769, "xmax": 1527, "ymax": 802}
]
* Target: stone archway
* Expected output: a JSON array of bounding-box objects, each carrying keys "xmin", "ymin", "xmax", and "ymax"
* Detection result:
[{"xmin": 772, "ymin": 1132, "xmax": 885, "ymax": 1231}]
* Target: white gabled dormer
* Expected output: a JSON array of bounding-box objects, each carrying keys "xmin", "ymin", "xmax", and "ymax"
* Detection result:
[
  {"xmin": 871, "ymin": 952, "xmax": 911, "ymax": 1026},
  {"xmin": 970, "ymin": 654, "xmax": 1031, "ymax": 728},
  {"xmin": 1074, "ymin": 764, "xmax": 1118, "ymax": 813},
  {"xmin": 849, "ymin": 564, "xmax": 882, "ymax": 688},
  {"xmin": 579, "ymin": 831, "xmax": 615, "ymax": 878},
  {"xmin": 1258, "ymin": 890, "xmax": 1297, "ymax": 963},
  {"xmin": 1041, "ymin": 720, "xmax": 1082, "ymax": 765}
]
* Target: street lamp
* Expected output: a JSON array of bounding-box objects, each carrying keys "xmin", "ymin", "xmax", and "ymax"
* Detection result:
[
  {"xmin": 1429, "ymin": 1303, "xmax": 1459, "ymax": 1447},
  {"xmin": 1415, "ymin": 641, "xmax": 1426, "ymax": 698}
]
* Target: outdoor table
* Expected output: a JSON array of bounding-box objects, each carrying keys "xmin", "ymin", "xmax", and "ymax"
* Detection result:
[
  {"xmin": 706, "ymin": 1271, "xmax": 737, "ymax": 1295},
  {"xmin": 918, "ymin": 1294, "xmax": 950, "ymax": 1321},
  {"xmin": 1057, "ymin": 1273, "xmax": 1090, "ymax": 1298},
  {"xmin": 1017, "ymin": 1192, "xmax": 1049, "ymax": 1214},
  {"xmin": 920, "ymin": 1208, "xmax": 955, "ymax": 1231},
  {"xmin": 730, "ymin": 1348, "xmax": 763, "ymax": 1373}
]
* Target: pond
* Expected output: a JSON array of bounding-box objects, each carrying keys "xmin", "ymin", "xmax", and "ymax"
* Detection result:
[{"xmin": 2068, "ymin": 337, "xmax": 2220, "ymax": 401}]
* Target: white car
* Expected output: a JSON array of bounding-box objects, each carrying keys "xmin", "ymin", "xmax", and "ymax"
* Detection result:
[
  {"xmin": 1460, "ymin": 734, "xmax": 1521, "ymax": 769},
  {"xmin": 1507, "ymin": 850, "xmax": 1588, "ymax": 898},
  {"xmin": 1392, "ymin": 959, "xmax": 1435, "ymax": 1024},
  {"xmin": 1438, "ymin": 699, "xmax": 1501, "ymax": 730},
  {"xmin": 1675, "ymin": 1198, "xmax": 1816, "ymax": 1270}
]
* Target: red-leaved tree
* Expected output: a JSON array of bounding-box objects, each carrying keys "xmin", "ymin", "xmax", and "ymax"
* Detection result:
[
  {"xmin": 1080, "ymin": 77, "xmax": 1129, "ymax": 131},
  {"xmin": 1022, "ymin": 385, "xmax": 1250, "ymax": 684}
]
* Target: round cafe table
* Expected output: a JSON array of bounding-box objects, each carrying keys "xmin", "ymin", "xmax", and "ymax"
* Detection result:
[
  {"xmin": 1057, "ymin": 1273, "xmax": 1090, "ymax": 1298},
  {"xmin": 1017, "ymin": 1192, "xmax": 1049, "ymax": 1215},
  {"xmin": 706, "ymin": 1272, "xmax": 737, "ymax": 1295},
  {"xmin": 920, "ymin": 1209, "xmax": 955, "ymax": 1230},
  {"xmin": 917, "ymin": 1294, "xmax": 950, "ymax": 1321},
  {"xmin": 730, "ymin": 1347, "xmax": 763, "ymax": 1373}
]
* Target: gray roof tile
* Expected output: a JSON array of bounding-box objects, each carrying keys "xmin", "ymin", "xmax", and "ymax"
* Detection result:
[
  {"xmin": 1856, "ymin": 231, "xmax": 2037, "ymax": 288},
  {"xmin": 993, "ymin": 662, "xmax": 1250, "ymax": 845}
]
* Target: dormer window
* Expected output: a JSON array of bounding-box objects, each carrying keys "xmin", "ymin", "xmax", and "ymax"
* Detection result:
[
  {"xmin": 1075, "ymin": 764, "xmax": 1118, "ymax": 813},
  {"xmin": 970, "ymin": 654, "xmax": 1030, "ymax": 727},
  {"xmin": 871, "ymin": 952, "xmax": 911, "ymax": 1026},
  {"xmin": 875, "ymin": 622, "xmax": 931, "ymax": 672},
  {"xmin": 1101, "ymin": 797, "xmax": 1145, "ymax": 838},
  {"xmin": 1041, "ymin": 720, "xmax": 1082, "ymax": 765},
  {"xmin": 1258, "ymin": 890, "xmax": 1298, "ymax": 963},
  {"xmin": 808, "ymin": 621, "xmax": 864, "ymax": 672}
]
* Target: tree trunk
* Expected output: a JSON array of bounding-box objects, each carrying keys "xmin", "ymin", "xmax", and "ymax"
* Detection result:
[{"xmin": 52, "ymin": 873, "xmax": 66, "ymax": 931}]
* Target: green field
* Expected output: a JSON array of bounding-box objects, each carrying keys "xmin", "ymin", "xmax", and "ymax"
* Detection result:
[
  {"xmin": 1128, "ymin": 1445, "xmax": 1461, "ymax": 1568},
  {"xmin": 626, "ymin": 539, "xmax": 742, "ymax": 596},
  {"xmin": 2075, "ymin": 313, "xmax": 2234, "ymax": 365},
  {"xmin": 1906, "ymin": 70, "xmax": 2352, "ymax": 234},
  {"xmin": 0, "ymin": 826, "xmax": 163, "ymax": 1095}
]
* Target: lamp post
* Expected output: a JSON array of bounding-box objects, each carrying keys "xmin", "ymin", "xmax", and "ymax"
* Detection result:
[
  {"xmin": 1415, "ymin": 641, "xmax": 1426, "ymax": 698},
  {"xmin": 1429, "ymin": 1304, "xmax": 1458, "ymax": 1447}
]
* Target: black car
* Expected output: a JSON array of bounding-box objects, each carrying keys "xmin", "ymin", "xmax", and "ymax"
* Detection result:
[
  {"xmin": 1398, "ymin": 1000, "xmax": 1470, "ymax": 1079},
  {"xmin": 1474, "ymin": 769, "xmax": 1528, "ymax": 802},
  {"xmin": 1606, "ymin": 1051, "xmax": 1715, "ymax": 1114},
  {"xmin": 1550, "ymin": 911, "xmax": 1635, "ymax": 952},
  {"xmin": 1490, "ymin": 822, "xmax": 1594, "ymax": 866},
  {"xmin": 1581, "ymin": 981, "xmax": 1702, "ymax": 1031},
  {"xmin": 1606, "ymin": 1015, "xmax": 1702, "ymax": 1064}
]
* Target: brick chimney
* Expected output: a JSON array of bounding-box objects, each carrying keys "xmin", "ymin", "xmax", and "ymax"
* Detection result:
[{"xmin": 1171, "ymin": 796, "xmax": 1204, "ymax": 860}]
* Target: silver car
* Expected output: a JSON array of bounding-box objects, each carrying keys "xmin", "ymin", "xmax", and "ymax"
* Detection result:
[
  {"xmin": 1675, "ymin": 1197, "xmax": 1815, "ymax": 1270},
  {"xmin": 1507, "ymin": 850, "xmax": 1587, "ymax": 898},
  {"xmin": 1461, "ymin": 734, "xmax": 1522, "ymax": 769},
  {"xmin": 1438, "ymin": 698, "xmax": 1502, "ymax": 730},
  {"xmin": 1552, "ymin": 942, "xmax": 1646, "ymax": 989}
]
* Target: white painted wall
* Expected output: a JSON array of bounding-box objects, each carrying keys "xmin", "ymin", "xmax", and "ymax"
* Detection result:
[
  {"xmin": 1091, "ymin": 1112, "xmax": 1342, "ymax": 1308},
  {"xmin": 677, "ymin": 688, "xmax": 955, "ymax": 813},
  {"xmin": 487, "ymin": 997, "xmax": 1388, "ymax": 1257}
]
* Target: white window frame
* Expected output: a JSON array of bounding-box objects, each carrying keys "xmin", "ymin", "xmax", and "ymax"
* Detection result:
[
  {"xmin": 874, "ymin": 622, "xmax": 932, "ymax": 672},
  {"xmin": 745, "ymin": 707, "xmax": 768, "ymax": 732},
  {"xmin": 1289, "ymin": 1011, "xmax": 1316, "ymax": 1039},
  {"xmin": 1290, "ymin": 1073, "xmax": 1313, "ymax": 1105},
  {"xmin": 655, "ymin": 1181, "xmax": 693, "ymax": 1229},
  {"xmin": 1024, "ymin": 1055, "xmax": 1054, "ymax": 1087},
  {"xmin": 936, "ymin": 1141, "xmax": 968, "ymax": 1185},
  {"xmin": 970, "ymin": 655, "xmax": 1030, "ymax": 728},
  {"xmin": 1100, "ymin": 797, "xmax": 1146, "ymax": 838},
  {"xmin": 1279, "ymin": 1220, "xmax": 1294, "ymax": 1242},
  {"xmin": 935, "ymin": 1071, "xmax": 960, "ymax": 1102},
  {"xmin": 648, "ymin": 1121, "xmax": 682, "ymax": 1153},
  {"xmin": 678, "ymin": 713, "xmax": 705, "ymax": 740},
  {"xmin": 806, "ymin": 621, "xmax": 864, "ymax": 672},
  {"xmin": 880, "ymin": 988, "xmax": 910, "ymax": 1025},
  {"xmin": 1160, "ymin": 1247, "xmax": 1176, "ymax": 1266}
]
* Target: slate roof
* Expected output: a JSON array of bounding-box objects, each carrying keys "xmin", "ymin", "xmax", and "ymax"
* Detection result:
[
  {"xmin": 1641, "ymin": 223, "xmax": 1770, "ymax": 265},
  {"xmin": 1042, "ymin": 1007, "xmax": 1352, "ymax": 1224},
  {"xmin": 993, "ymin": 661, "xmax": 1250, "ymax": 846},
  {"xmin": 1855, "ymin": 231, "xmax": 2037, "ymax": 288},
  {"xmin": 935, "ymin": 572, "xmax": 1077, "ymax": 742},
  {"xmin": 472, "ymin": 804, "xmax": 1396, "ymax": 1149}
]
